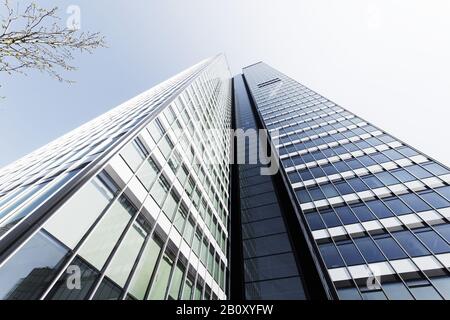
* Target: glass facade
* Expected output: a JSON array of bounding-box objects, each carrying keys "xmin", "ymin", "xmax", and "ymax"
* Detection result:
[
  {"xmin": 0, "ymin": 55, "xmax": 231, "ymax": 300},
  {"xmin": 242, "ymin": 62, "xmax": 450, "ymax": 300},
  {"xmin": 0, "ymin": 56, "xmax": 449, "ymax": 300}
]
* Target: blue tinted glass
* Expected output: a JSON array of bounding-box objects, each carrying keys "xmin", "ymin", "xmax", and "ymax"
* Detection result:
[
  {"xmin": 347, "ymin": 178, "xmax": 369, "ymax": 192},
  {"xmin": 435, "ymin": 224, "xmax": 450, "ymax": 242},
  {"xmin": 321, "ymin": 210, "xmax": 341, "ymax": 228},
  {"xmin": 423, "ymin": 163, "xmax": 449, "ymax": 176},
  {"xmin": 308, "ymin": 187, "xmax": 325, "ymax": 201},
  {"xmin": 374, "ymin": 235, "xmax": 408, "ymax": 260},
  {"xmin": 415, "ymin": 230, "xmax": 450, "ymax": 254},
  {"xmin": 391, "ymin": 169, "xmax": 416, "ymax": 183},
  {"xmin": 319, "ymin": 243, "xmax": 345, "ymax": 268},
  {"xmin": 335, "ymin": 206, "xmax": 358, "ymax": 224},
  {"xmin": 358, "ymin": 155, "xmax": 377, "ymax": 167},
  {"xmin": 436, "ymin": 186, "xmax": 450, "ymax": 201},
  {"xmin": 366, "ymin": 200, "xmax": 393, "ymax": 219},
  {"xmin": 305, "ymin": 212, "xmax": 325, "ymax": 231},
  {"xmin": 337, "ymin": 242, "xmax": 365, "ymax": 266},
  {"xmin": 384, "ymin": 198, "xmax": 413, "ymax": 215},
  {"xmin": 406, "ymin": 165, "xmax": 433, "ymax": 179},
  {"xmin": 320, "ymin": 183, "xmax": 339, "ymax": 198},
  {"xmin": 354, "ymin": 237, "xmax": 385, "ymax": 263},
  {"xmin": 296, "ymin": 189, "xmax": 311, "ymax": 203},
  {"xmin": 335, "ymin": 182, "xmax": 354, "ymax": 195},
  {"xmin": 375, "ymin": 171, "xmax": 399, "ymax": 186},
  {"xmin": 418, "ymin": 191, "xmax": 450, "ymax": 209},
  {"xmin": 362, "ymin": 176, "xmax": 384, "ymax": 189},
  {"xmin": 289, "ymin": 172, "xmax": 302, "ymax": 183},
  {"xmin": 393, "ymin": 231, "xmax": 430, "ymax": 257},
  {"xmin": 351, "ymin": 204, "xmax": 375, "ymax": 222},
  {"xmin": 400, "ymin": 193, "xmax": 432, "ymax": 212}
]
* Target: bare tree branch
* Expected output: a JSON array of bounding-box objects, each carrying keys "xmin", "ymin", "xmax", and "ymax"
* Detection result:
[{"xmin": 0, "ymin": 0, "xmax": 106, "ymax": 84}]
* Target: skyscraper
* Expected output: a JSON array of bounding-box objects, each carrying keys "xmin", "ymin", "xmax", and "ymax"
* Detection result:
[
  {"xmin": 0, "ymin": 54, "xmax": 231, "ymax": 300},
  {"xmin": 239, "ymin": 62, "xmax": 450, "ymax": 300},
  {"xmin": 0, "ymin": 56, "xmax": 450, "ymax": 300}
]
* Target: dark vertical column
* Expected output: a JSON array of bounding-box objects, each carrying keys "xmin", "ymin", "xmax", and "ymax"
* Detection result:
[
  {"xmin": 229, "ymin": 78, "xmax": 245, "ymax": 300},
  {"xmin": 230, "ymin": 74, "xmax": 312, "ymax": 300}
]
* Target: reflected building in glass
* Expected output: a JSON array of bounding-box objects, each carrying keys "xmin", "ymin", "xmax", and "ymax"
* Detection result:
[{"xmin": 1, "ymin": 55, "xmax": 450, "ymax": 300}]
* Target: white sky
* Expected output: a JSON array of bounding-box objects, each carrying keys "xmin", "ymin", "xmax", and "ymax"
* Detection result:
[{"xmin": 1, "ymin": 0, "xmax": 450, "ymax": 167}]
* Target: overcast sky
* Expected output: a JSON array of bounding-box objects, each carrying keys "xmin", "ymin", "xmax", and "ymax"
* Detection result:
[{"xmin": 1, "ymin": 0, "xmax": 450, "ymax": 168}]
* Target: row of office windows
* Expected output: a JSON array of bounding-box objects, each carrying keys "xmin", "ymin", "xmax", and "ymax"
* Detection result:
[
  {"xmin": 337, "ymin": 272, "xmax": 450, "ymax": 300},
  {"xmin": 0, "ymin": 168, "xmax": 226, "ymax": 300},
  {"xmin": 296, "ymin": 164, "xmax": 449, "ymax": 204},
  {"xmin": 288, "ymin": 147, "xmax": 432, "ymax": 184},
  {"xmin": 304, "ymin": 186, "xmax": 450, "ymax": 230},
  {"xmin": 318, "ymin": 223, "xmax": 450, "ymax": 268}
]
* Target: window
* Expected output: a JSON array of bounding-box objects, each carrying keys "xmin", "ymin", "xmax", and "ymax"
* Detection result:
[
  {"xmin": 334, "ymin": 181, "xmax": 354, "ymax": 195},
  {"xmin": 308, "ymin": 187, "xmax": 324, "ymax": 201},
  {"xmin": 337, "ymin": 241, "xmax": 365, "ymax": 266},
  {"xmin": 435, "ymin": 223, "xmax": 450, "ymax": 242},
  {"xmin": 373, "ymin": 234, "xmax": 407, "ymax": 260},
  {"xmin": 384, "ymin": 198, "xmax": 412, "ymax": 216},
  {"xmin": 0, "ymin": 231, "xmax": 68, "ymax": 300},
  {"xmin": 127, "ymin": 236, "xmax": 162, "ymax": 300},
  {"xmin": 430, "ymin": 276, "xmax": 450, "ymax": 299},
  {"xmin": 136, "ymin": 157, "xmax": 159, "ymax": 191},
  {"xmin": 400, "ymin": 193, "xmax": 432, "ymax": 212},
  {"xmin": 148, "ymin": 253, "xmax": 174, "ymax": 299},
  {"xmin": 93, "ymin": 277, "xmax": 122, "ymax": 300},
  {"xmin": 436, "ymin": 186, "xmax": 450, "ymax": 202},
  {"xmin": 392, "ymin": 230, "xmax": 430, "ymax": 257},
  {"xmin": 46, "ymin": 256, "xmax": 99, "ymax": 300},
  {"xmin": 150, "ymin": 175, "xmax": 170, "ymax": 207},
  {"xmin": 321, "ymin": 209, "xmax": 341, "ymax": 228},
  {"xmin": 44, "ymin": 171, "xmax": 117, "ymax": 249},
  {"xmin": 295, "ymin": 189, "xmax": 311, "ymax": 203},
  {"xmin": 423, "ymin": 162, "xmax": 449, "ymax": 176},
  {"xmin": 414, "ymin": 229, "xmax": 450, "ymax": 254},
  {"xmin": 418, "ymin": 191, "xmax": 449, "ymax": 209},
  {"xmin": 382, "ymin": 281, "xmax": 413, "ymax": 300},
  {"xmin": 362, "ymin": 175, "xmax": 384, "ymax": 189},
  {"xmin": 321, "ymin": 183, "xmax": 340, "ymax": 198},
  {"xmin": 334, "ymin": 206, "xmax": 358, "ymax": 224},
  {"xmin": 366, "ymin": 200, "xmax": 393, "ymax": 219},
  {"xmin": 78, "ymin": 195, "xmax": 135, "ymax": 269},
  {"xmin": 121, "ymin": 138, "xmax": 148, "ymax": 172},
  {"xmin": 168, "ymin": 263, "xmax": 185, "ymax": 300},
  {"xmin": 405, "ymin": 165, "xmax": 433, "ymax": 179},
  {"xmin": 354, "ymin": 237, "xmax": 385, "ymax": 263},
  {"xmin": 305, "ymin": 211, "xmax": 325, "ymax": 230},
  {"xmin": 351, "ymin": 204, "xmax": 375, "ymax": 222},
  {"xmin": 319, "ymin": 243, "xmax": 345, "ymax": 268},
  {"xmin": 375, "ymin": 171, "xmax": 399, "ymax": 186},
  {"xmin": 105, "ymin": 217, "xmax": 148, "ymax": 287},
  {"xmin": 391, "ymin": 169, "xmax": 416, "ymax": 183}
]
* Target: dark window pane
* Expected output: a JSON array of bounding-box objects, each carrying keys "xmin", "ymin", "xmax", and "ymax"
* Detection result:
[
  {"xmin": 392, "ymin": 231, "xmax": 430, "ymax": 257},
  {"xmin": 374, "ymin": 234, "xmax": 407, "ymax": 260},
  {"xmin": 335, "ymin": 206, "xmax": 358, "ymax": 224},
  {"xmin": 418, "ymin": 191, "xmax": 450, "ymax": 209},
  {"xmin": 305, "ymin": 212, "xmax": 325, "ymax": 231},
  {"xmin": 337, "ymin": 242, "xmax": 365, "ymax": 266},
  {"xmin": 415, "ymin": 230, "xmax": 450, "ymax": 254},
  {"xmin": 354, "ymin": 237, "xmax": 385, "ymax": 263},
  {"xmin": 400, "ymin": 193, "xmax": 432, "ymax": 212},
  {"xmin": 321, "ymin": 210, "xmax": 341, "ymax": 228},
  {"xmin": 351, "ymin": 204, "xmax": 375, "ymax": 222},
  {"xmin": 319, "ymin": 243, "xmax": 345, "ymax": 268},
  {"xmin": 366, "ymin": 200, "xmax": 393, "ymax": 219},
  {"xmin": 0, "ymin": 231, "xmax": 68, "ymax": 300},
  {"xmin": 384, "ymin": 198, "xmax": 412, "ymax": 216}
]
